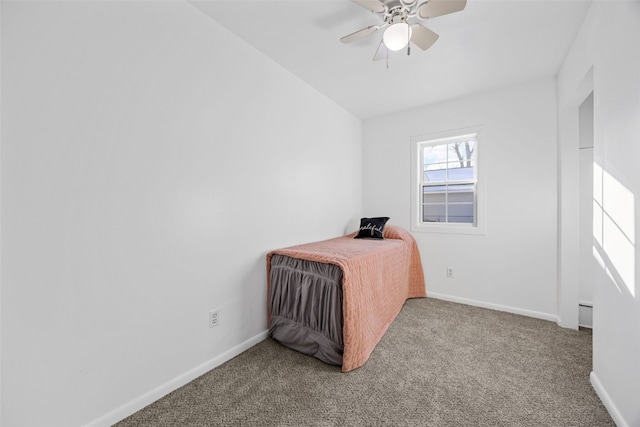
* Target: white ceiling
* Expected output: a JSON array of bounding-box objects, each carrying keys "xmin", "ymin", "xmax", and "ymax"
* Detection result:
[{"xmin": 190, "ymin": 0, "xmax": 592, "ymax": 120}]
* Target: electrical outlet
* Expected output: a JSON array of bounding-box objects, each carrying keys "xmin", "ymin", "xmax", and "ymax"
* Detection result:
[
  {"xmin": 209, "ymin": 310, "xmax": 219, "ymax": 328},
  {"xmin": 447, "ymin": 267, "xmax": 454, "ymax": 278}
]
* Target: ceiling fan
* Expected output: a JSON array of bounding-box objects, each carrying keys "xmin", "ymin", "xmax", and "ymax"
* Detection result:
[{"xmin": 340, "ymin": 0, "xmax": 467, "ymax": 62}]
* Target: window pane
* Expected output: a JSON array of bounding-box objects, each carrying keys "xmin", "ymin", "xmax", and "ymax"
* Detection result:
[
  {"xmin": 424, "ymin": 169, "xmax": 446, "ymax": 182},
  {"xmin": 448, "ymin": 141, "xmax": 476, "ymax": 163},
  {"xmin": 447, "ymin": 183, "xmax": 475, "ymax": 203},
  {"xmin": 447, "ymin": 165, "xmax": 474, "ymax": 181},
  {"xmin": 423, "ymin": 204, "xmax": 446, "ymax": 222},
  {"xmin": 448, "ymin": 203, "xmax": 474, "ymax": 223},
  {"xmin": 423, "ymin": 144, "xmax": 448, "ymax": 173},
  {"xmin": 423, "ymin": 185, "xmax": 447, "ymax": 204}
]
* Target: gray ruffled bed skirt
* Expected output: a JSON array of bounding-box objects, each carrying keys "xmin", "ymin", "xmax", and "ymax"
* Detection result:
[{"xmin": 269, "ymin": 254, "xmax": 344, "ymax": 366}]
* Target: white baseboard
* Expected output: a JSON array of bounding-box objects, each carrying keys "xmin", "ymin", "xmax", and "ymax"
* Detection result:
[
  {"xmin": 590, "ymin": 371, "xmax": 628, "ymax": 427},
  {"xmin": 427, "ymin": 292, "xmax": 559, "ymax": 323},
  {"xmin": 85, "ymin": 330, "xmax": 269, "ymax": 427}
]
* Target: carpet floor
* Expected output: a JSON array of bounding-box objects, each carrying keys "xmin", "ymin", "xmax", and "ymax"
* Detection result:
[{"xmin": 116, "ymin": 297, "xmax": 613, "ymax": 426}]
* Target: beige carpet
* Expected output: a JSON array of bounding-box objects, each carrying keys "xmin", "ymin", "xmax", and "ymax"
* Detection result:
[{"xmin": 116, "ymin": 298, "xmax": 613, "ymax": 426}]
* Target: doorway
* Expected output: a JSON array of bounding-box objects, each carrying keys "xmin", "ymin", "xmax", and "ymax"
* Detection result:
[{"xmin": 578, "ymin": 92, "xmax": 594, "ymax": 328}]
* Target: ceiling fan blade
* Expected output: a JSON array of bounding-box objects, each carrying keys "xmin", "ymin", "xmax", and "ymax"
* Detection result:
[
  {"xmin": 373, "ymin": 40, "xmax": 388, "ymax": 61},
  {"xmin": 340, "ymin": 25, "xmax": 380, "ymax": 44},
  {"xmin": 351, "ymin": 0, "xmax": 386, "ymax": 14},
  {"xmin": 417, "ymin": 0, "xmax": 467, "ymax": 19},
  {"xmin": 410, "ymin": 24, "xmax": 439, "ymax": 50}
]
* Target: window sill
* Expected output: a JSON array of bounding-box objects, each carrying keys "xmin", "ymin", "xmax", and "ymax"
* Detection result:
[{"xmin": 411, "ymin": 222, "xmax": 486, "ymax": 235}]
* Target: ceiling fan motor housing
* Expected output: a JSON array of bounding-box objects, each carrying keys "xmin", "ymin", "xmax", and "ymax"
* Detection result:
[{"xmin": 385, "ymin": 6, "xmax": 409, "ymax": 25}]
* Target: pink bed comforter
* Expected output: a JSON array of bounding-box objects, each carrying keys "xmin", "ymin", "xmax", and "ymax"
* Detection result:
[{"xmin": 267, "ymin": 225, "xmax": 426, "ymax": 372}]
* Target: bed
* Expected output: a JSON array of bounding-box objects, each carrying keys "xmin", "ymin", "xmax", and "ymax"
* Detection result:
[{"xmin": 266, "ymin": 224, "xmax": 426, "ymax": 372}]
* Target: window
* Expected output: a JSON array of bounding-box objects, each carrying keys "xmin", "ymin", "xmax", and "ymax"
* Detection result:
[
  {"xmin": 411, "ymin": 127, "xmax": 485, "ymax": 234},
  {"xmin": 422, "ymin": 137, "xmax": 476, "ymax": 224}
]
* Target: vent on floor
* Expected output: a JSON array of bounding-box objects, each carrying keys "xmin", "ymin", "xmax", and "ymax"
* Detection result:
[{"xmin": 579, "ymin": 302, "xmax": 593, "ymax": 328}]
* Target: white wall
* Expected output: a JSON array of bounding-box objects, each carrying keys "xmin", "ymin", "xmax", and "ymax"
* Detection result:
[
  {"xmin": 363, "ymin": 78, "xmax": 558, "ymax": 319},
  {"xmin": 557, "ymin": 1, "xmax": 640, "ymax": 425},
  {"xmin": 0, "ymin": 1, "xmax": 362, "ymax": 426}
]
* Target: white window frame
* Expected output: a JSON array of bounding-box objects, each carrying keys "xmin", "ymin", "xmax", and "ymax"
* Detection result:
[{"xmin": 411, "ymin": 126, "xmax": 486, "ymax": 235}]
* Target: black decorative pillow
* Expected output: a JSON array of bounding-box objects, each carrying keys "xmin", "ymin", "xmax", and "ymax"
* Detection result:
[{"xmin": 354, "ymin": 217, "xmax": 390, "ymax": 240}]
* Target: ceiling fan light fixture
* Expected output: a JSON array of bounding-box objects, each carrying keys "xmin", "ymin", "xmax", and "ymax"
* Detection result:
[{"xmin": 383, "ymin": 22, "xmax": 412, "ymax": 51}]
